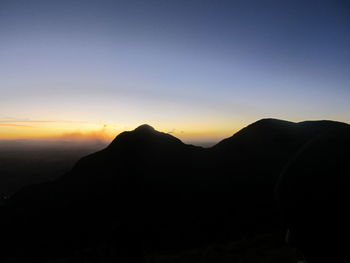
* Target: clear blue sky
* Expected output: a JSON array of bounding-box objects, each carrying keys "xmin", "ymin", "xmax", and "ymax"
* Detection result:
[{"xmin": 0, "ymin": 0, "xmax": 349, "ymax": 142}]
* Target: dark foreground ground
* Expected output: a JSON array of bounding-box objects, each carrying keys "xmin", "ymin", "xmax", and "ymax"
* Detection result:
[{"xmin": 45, "ymin": 232, "xmax": 302, "ymax": 263}]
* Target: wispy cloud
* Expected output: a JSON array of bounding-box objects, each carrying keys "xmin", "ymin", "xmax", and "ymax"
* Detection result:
[
  {"xmin": 0, "ymin": 124, "xmax": 35, "ymax": 128},
  {"xmin": 0, "ymin": 119, "xmax": 121, "ymax": 131},
  {"xmin": 0, "ymin": 119, "xmax": 117, "ymax": 127},
  {"xmin": 0, "ymin": 119, "xmax": 120, "ymax": 140},
  {"xmin": 167, "ymin": 128, "xmax": 176, "ymax": 134},
  {"xmin": 59, "ymin": 125, "xmax": 117, "ymax": 141}
]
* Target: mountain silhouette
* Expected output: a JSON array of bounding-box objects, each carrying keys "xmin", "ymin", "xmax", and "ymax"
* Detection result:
[{"xmin": 0, "ymin": 118, "xmax": 348, "ymax": 262}]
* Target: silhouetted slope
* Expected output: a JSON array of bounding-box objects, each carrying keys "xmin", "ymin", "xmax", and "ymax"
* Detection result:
[
  {"xmin": 276, "ymin": 125, "xmax": 350, "ymax": 262},
  {"xmin": 1, "ymin": 119, "xmax": 348, "ymax": 262}
]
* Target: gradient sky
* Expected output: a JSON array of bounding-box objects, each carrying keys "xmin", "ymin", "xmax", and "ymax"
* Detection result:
[{"xmin": 1, "ymin": 0, "xmax": 349, "ymax": 144}]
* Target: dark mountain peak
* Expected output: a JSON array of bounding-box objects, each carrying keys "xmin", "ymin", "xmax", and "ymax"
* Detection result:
[
  {"xmin": 107, "ymin": 124, "xmax": 185, "ymax": 151},
  {"xmin": 214, "ymin": 118, "xmax": 295, "ymax": 146},
  {"xmin": 213, "ymin": 118, "xmax": 349, "ymax": 152},
  {"xmin": 249, "ymin": 119, "xmax": 348, "ymax": 133},
  {"xmin": 257, "ymin": 118, "xmax": 285, "ymax": 122},
  {"xmin": 247, "ymin": 118, "xmax": 295, "ymax": 131},
  {"xmin": 134, "ymin": 124, "xmax": 156, "ymax": 133}
]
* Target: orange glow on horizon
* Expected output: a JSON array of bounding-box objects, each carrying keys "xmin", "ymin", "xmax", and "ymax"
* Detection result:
[
  {"xmin": 0, "ymin": 119, "xmax": 238, "ymax": 144},
  {"xmin": 0, "ymin": 120, "xmax": 118, "ymax": 141}
]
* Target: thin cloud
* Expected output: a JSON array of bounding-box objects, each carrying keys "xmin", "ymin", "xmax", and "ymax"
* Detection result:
[
  {"xmin": 59, "ymin": 124, "xmax": 118, "ymax": 141},
  {"xmin": 0, "ymin": 119, "xmax": 120, "ymax": 128},
  {"xmin": 167, "ymin": 128, "xmax": 177, "ymax": 134},
  {"xmin": 0, "ymin": 124, "xmax": 35, "ymax": 128},
  {"xmin": 0, "ymin": 119, "xmax": 102, "ymax": 125}
]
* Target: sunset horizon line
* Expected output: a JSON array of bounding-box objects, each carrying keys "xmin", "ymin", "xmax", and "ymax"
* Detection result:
[{"xmin": 1, "ymin": 117, "xmax": 349, "ymax": 146}]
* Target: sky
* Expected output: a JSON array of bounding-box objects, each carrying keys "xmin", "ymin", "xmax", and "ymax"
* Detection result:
[{"xmin": 1, "ymin": 0, "xmax": 349, "ymax": 145}]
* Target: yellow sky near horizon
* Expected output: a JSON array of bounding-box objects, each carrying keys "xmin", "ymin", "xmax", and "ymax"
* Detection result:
[
  {"xmin": 2, "ymin": 116, "xmax": 350, "ymax": 147},
  {"xmin": 0, "ymin": 119, "xmax": 238, "ymax": 144}
]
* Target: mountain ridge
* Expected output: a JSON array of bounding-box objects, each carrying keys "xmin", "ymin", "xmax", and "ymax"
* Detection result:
[{"xmin": 1, "ymin": 118, "xmax": 349, "ymax": 262}]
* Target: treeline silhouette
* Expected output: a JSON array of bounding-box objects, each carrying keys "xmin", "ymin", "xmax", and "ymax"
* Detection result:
[{"xmin": 0, "ymin": 118, "xmax": 349, "ymax": 262}]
